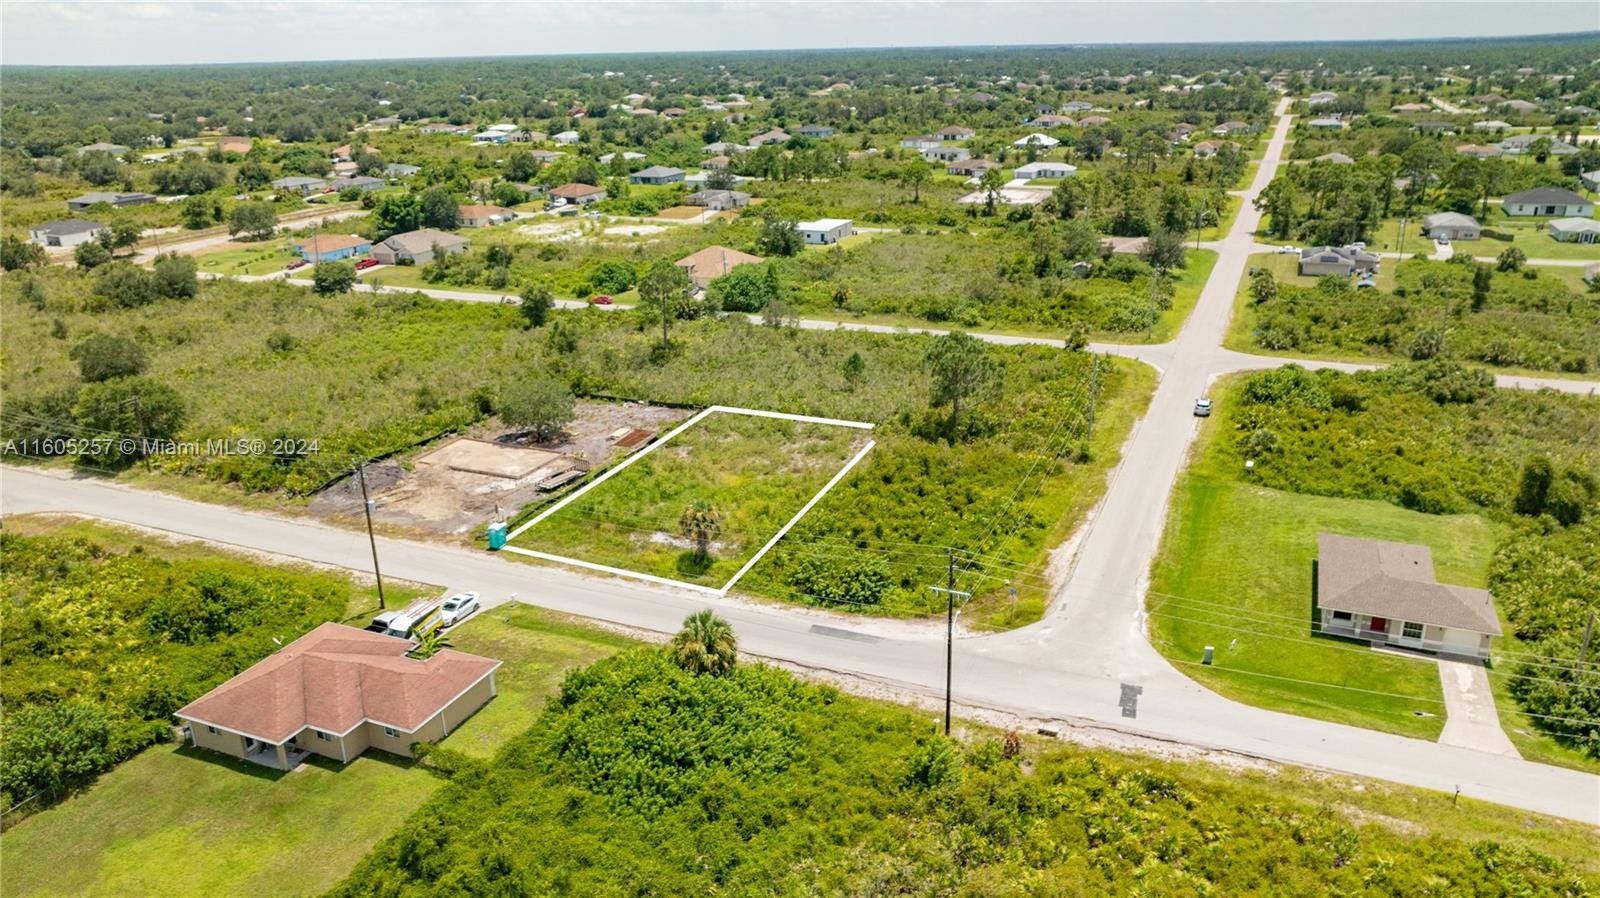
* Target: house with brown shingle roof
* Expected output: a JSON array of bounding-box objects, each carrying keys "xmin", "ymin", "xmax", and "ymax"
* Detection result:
[
  {"xmin": 676, "ymin": 245, "xmax": 763, "ymax": 289},
  {"xmin": 458, "ymin": 204, "xmax": 515, "ymax": 227},
  {"xmin": 1315, "ymin": 534, "xmax": 1501, "ymax": 658},
  {"xmin": 549, "ymin": 182, "xmax": 607, "ymax": 205},
  {"xmin": 176, "ymin": 622, "xmax": 500, "ymax": 770}
]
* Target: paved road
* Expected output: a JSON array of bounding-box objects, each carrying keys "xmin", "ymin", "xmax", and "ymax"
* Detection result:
[{"xmin": 10, "ymin": 98, "xmax": 1600, "ymax": 823}]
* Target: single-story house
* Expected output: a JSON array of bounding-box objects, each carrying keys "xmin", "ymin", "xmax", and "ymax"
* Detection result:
[
  {"xmin": 1314, "ymin": 534, "xmax": 1501, "ymax": 659},
  {"xmin": 77, "ymin": 142, "xmax": 130, "ymax": 156},
  {"xmin": 506, "ymin": 182, "xmax": 544, "ymax": 199},
  {"xmin": 420, "ymin": 122, "xmax": 472, "ymax": 135},
  {"xmin": 1013, "ymin": 133, "xmax": 1060, "ymax": 148},
  {"xmin": 749, "ymin": 129, "xmax": 790, "ymax": 146},
  {"xmin": 552, "ymin": 130, "xmax": 581, "ymax": 145},
  {"xmin": 599, "ymin": 151, "xmax": 646, "ymax": 164},
  {"xmin": 1581, "ymin": 170, "xmax": 1600, "ymax": 192},
  {"xmin": 1306, "ymin": 117, "xmax": 1347, "ymax": 130},
  {"xmin": 1501, "ymin": 187, "xmax": 1594, "ymax": 217},
  {"xmin": 797, "ymin": 218, "xmax": 854, "ymax": 245},
  {"xmin": 329, "ymin": 161, "xmax": 359, "ymax": 178},
  {"xmin": 295, "ymin": 233, "xmax": 373, "ymax": 263},
  {"xmin": 1499, "ymin": 99, "xmax": 1539, "ymax": 113},
  {"xmin": 1391, "ymin": 103, "xmax": 1434, "ymax": 113},
  {"xmin": 1455, "ymin": 144, "xmax": 1503, "ymax": 159},
  {"xmin": 1313, "ymin": 152, "xmax": 1355, "ymax": 164},
  {"xmin": 176, "ymin": 622, "xmax": 500, "ymax": 770},
  {"xmin": 1422, "ymin": 212, "xmax": 1481, "ymax": 241},
  {"xmin": 331, "ymin": 176, "xmax": 385, "ymax": 193},
  {"xmin": 1306, "ymin": 91, "xmax": 1338, "ymax": 106},
  {"xmin": 371, "ymin": 228, "xmax": 471, "ymax": 265},
  {"xmin": 702, "ymin": 141, "xmax": 751, "ymax": 155},
  {"xmin": 947, "ymin": 158, "xmax": 998, "ymax": 177},
  {"xmin": 1061, "ymin": 100, "xmax": 1094, "ymax": 112},
  {"xmin": 217, "ymin": 136, "xmax": 253, "ymax": 154},
  {"xmin": 332, "ymin": 143, "xmax": 377, "ymax": 161},
  {"xmin": 548, "ymin": 182, "xmax": 607, "ymax": 205},
  {"xmin": 1077, "ymin": 115, "xmax": 1111, "ymax": 127},
  {"xmin": 629, "ymin": 165, "xmax": 685, "ymax": 186},
  {"xmin": 899, "ymin": 135, "xmax": 941, "ymax": 150},
  {"xmin": 661, "ymin": 107, "xmax": 686, "ymax": 119},
  {"xmin": 487, "ymin": 123, "xmax": 519, "ymax": 133},
  {"xmin": 1193, "ymin": 140, "xmax": 1237, "ymax": 158},
  {"xmin": 385, "ymin": 163, "xmax": 421, "ymax": 177},
  {"xmin": 1498, "ymin": 134, "xmax": 1576, "ymax": 155},
  {"xmin": 684, "ymin": 189, "xmax": 751, "ymax": 211},
  {"xmin": 1299, "ymin": 245, "xmax": 1381, "ymax": 277},
  {"xmin": 529, "ymin": 150, "xmax": 565, "ymax": 163},
  {"xmin": 676, "ymin": 245, "xmax": 764, "ymax": 289},
  {"xmin": 703, "ymin": 154, "xmax": 732, "ymax": 170},
  {"xmin": 1212, "ymin": 120, "xmax": 1256, "ymax": 136},
  {"xmin": 1030, "ymin": 114, "xmax": 1075, "ymax": 128},
  {"xmin": 1013, "ymin": 161, "xmax": 1076, "ymax": 180},
  {"xmin": 922, "ymin": 145, "xmax": 970, "ymax": 163},
  {"xmin": 685, "ymin": 172, "xmax": 748, "ymax": 189},
  {"xmin": 1473, "ymin": 120, "xmax": 1513, "ymax": 132},
  {"xmin": 66, "ymin": 191, "xmax": 155, "ymax": 211},
  {"xmin": 796, "ymin": 125, "xmax": 834, "ymax": 138},
  {"xmin": 1412, "ymin": 121, "xmax": 1456, "ymax": 134},
  {"xmin": 473, "ymin": 131, "xmax": 509, "ymax": 144},
  {"xmin": 29, "ymin": 218, "xmax": 104, "ymax": 248},
  {"xmin": 935, "ymin": 126, "xmax": 975, "ymax": 141},
  {"xmin": 458, "ymin": 204, "xmax": 515, "ymax": 228},
  {"xmin": 270, "ymin": 176, "xmax": 329, "ymax": 196},
  {"xmin": 506, "ymin": 130, "xmax": 544, "ymax": 143},
  {"xmin": 1548, "ymin": 217, "xmax": 1600, "ymax": 244}
]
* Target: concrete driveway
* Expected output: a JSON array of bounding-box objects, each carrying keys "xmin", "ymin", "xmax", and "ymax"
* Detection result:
[{"xmin": 1437, "ymin": 657, "xmax": 1520, "ymax": 757}]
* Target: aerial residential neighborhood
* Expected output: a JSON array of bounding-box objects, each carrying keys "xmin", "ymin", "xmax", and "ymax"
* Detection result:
[{"xmin": 0, "ymin": 4, "xmax": 1598, "ymax": 897}]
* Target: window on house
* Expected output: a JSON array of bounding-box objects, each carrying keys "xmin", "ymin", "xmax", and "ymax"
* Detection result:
[
  {"xmin": 383, "ymin": 726, "xmax": 397, "ymax": 738},
  {"xmin": 315, "ymin": 731, "xmax": 331, "ymax": 742},
  {"xmin": 1331, "ymin": 611, "xmax": 1353, "ymax": 622},
  {"xmin": 1402, "ymin": 621, "xmax": 1425, "ymax": 640},
  {"xmin": 206, "ymin": 725, "xmax": 218, "ymax": 735}
]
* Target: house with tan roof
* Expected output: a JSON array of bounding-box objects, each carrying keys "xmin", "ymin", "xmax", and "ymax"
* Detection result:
[
  {"xmin": 458, "ymin": 204, "xmax": 515, "ymax": 228},
  {"xmin": 1315, "ymin": 534, "xmax": 1501, "ymax": 658},
  {"xmin": 549, "ymin": 182, "xmax": 607, "ymax": 205},
  {"xmin": 176, "ymin": 622, "xmax": 500, "ymax": 770},
  {"xmin": 295, "ymin": 233, "xmax": 373, "ymax": 263},
  {"xmin": 676, "ymin": 245, "xmax": 763, "ymax": 289}
]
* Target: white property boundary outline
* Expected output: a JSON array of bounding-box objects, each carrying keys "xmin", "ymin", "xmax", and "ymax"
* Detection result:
[{"xmin": 499, "ymin": 405, "xmax": 875, "ymax": 597}]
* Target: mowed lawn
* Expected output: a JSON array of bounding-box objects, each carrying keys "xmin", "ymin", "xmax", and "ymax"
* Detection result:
[
  {"xmin": 0, "ymin": 604, "xmax": 632, "ymax": 898},
  {"xmin": 1148, "ymin": 472, "xmax": 1500, "ymax": 741},
  {"xmin": 511, "ymin": 411, "xmax": 871, "ymax": 587}
]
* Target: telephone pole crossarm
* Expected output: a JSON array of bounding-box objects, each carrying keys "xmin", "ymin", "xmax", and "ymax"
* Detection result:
[{"xmin": 930, "ymin": 556, "xmax": 973, "ymax": 738}]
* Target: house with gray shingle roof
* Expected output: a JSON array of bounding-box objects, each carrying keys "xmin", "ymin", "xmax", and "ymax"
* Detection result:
[{"xmin": 1315, "ymin": 534, "xmax": 1501, "ymax": 658}]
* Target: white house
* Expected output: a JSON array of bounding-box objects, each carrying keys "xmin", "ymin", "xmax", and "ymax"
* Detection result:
[
  {"xmin": 1501, "ymin": 187, "xmax": 1594, "ymax": 217},
  {"xmin": 796, "ymin": 218, "xmax": 853, "ymax": 245},
  {"xmin": 29, "ymin": 218, "xmax": 104, "ymax": 248},
  {"xmin": 1013, "ymin": 161, "xmax": 1076, "ymax": 180},
  {"xmin": 552, "ymin": 130, "xmax": 580, "ymax": 145},
  {"xmin": 1422, "ymin": 212, "xmax": 1480, "ymax": 241},
  {"xmin": 1548, "ymin": 217, "xmax": 1600, "ymax": 244},
  {"xmin": 1315, "ymin": 534, "xmax": 1501, "ymax": 659},
  {"xmin": 921, "ymin": 146, "xmax": 970, "ymax": 163},
  {"xmin": 899, "ymin": 135, "xmax": 941, "ymax": 150},
  {"xmin": 1012, "ymin": 133, "xmax": 1061, "ymax": 148}
]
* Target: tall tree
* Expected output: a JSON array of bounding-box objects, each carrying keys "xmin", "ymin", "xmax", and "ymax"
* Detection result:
[{"xmin": 924, "ymin": 331, "xmax": 997, "ymax": 435}]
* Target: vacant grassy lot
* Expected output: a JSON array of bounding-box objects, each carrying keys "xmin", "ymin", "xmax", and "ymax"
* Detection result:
[
  {"xmin": 512, "ymin": 411, "xmax": 871, "ymax": 587},
  {"xmin": 193, "ymin": 241, "xmax": 303, "ymax": 276},
  {"xmin": 0, "ymin": 602, "xmax": 631, "ymax": 898},
  {"xmin": 1228, "ymin": 253, "xmax": 1600, "ymax": 375},
  {"xmin": 324, "ymin": 648, "xmax": 1600, "ymax": 897}
]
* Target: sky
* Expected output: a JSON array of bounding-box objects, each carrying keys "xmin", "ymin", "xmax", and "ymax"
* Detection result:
[{"xmin": 2, "ymin": 1, "xmax": 1596, "ymax": 68}]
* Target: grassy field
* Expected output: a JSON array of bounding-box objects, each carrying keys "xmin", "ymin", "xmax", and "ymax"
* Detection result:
[
  {"xmin": 0, "ymin": 602, "xmax": 632, "ymax": 898},
  {"xmin": 1149, "ymin": 473, "xmax": 1494, "ymax": 740},
  {"xmin": 511, "ymin": 411, "xmax": 872, "ymax": 588},
  {"xmin": 193, "ymin": 241, "xmax": 303, "ymax": 276}
]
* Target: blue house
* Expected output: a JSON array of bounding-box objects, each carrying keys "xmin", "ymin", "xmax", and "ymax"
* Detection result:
[{"xmin": 296, "ymin": 234, "xmax": 373, "ymax": 263}]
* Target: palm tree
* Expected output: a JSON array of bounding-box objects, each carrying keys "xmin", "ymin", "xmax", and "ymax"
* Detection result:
[
  {"xmin": 671, "ymin": 610, "xmax": 737, "ymax": 676},
  {"xmin": 678, "ymin": 501, "xmax": 722, "ymax": 558},
  {"xmin": 411, "ymin": 629, "xmax": 452, "ymax": 659}
]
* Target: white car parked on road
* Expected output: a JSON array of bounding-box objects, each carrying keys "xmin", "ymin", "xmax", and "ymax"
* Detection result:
[{"xmin": 439, "ymin": 591, "xmax": 480, "ymax": 627}]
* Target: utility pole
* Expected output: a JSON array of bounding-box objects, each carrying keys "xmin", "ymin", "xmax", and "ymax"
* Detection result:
[
  {"xmin": 120, "ymin": 395, "xmax": 152, "ymax": 473},
  {"xmin": 928, "ymin": 549, "xmax": 971, "ymax": 736},
  {"xmin": 1085, "ymin": 355, "xmax": 1102, "ymax": 441},
  {"xmin": 355, "ymin": 463, "xmax": 386, "ymax": 609},
  {"xmin": 1580, "ymin": 610, "xmax": 1595, "ymax": 667},
  {"xmin": 1396, "ymin": 214, "xmax": 1407, "ymax": 259}
]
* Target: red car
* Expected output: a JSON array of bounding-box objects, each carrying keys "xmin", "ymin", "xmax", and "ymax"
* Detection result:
[
  {"xmin": 355, "ymin": 258, "xmax": 378, "ymax": 270},
  {"xmin": 590, "ymin": 295, "xmax": 613, "ymax": 305},
  {"xmin": 285, "ymin": 259, "xmax": 308, "ymax": 271}
]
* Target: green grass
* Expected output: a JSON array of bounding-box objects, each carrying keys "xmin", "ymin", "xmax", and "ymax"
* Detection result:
[
  {"xmin": 0, "ymin": 602, "xmax": 632, "ymax": 898},
  {"xmin": 1366, "ymin": 214, "xmax": 1600, "ymax": 261},
  {"xmin": 1149, "ymin": 472, "xmax": 1495, "ymax": 740},
  {"xmin": 193, "ymin": 241, "xmax": 303, "ymax": 276},
  {"xmin": 512, "ymin": 411, "xmax": 871, "ymax": 587}
]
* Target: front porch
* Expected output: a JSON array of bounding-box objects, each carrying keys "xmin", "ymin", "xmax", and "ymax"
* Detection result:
[{"xmin": 245, "ymin": 740, "xmax": 309, "ymax": 771}]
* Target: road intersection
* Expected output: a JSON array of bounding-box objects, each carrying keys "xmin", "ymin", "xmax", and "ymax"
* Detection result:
[{"xmin": 6, "ymin": 98, "xmax": 1599, "ymax": 824}]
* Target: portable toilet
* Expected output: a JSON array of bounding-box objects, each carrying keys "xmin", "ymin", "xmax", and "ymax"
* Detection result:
[{"xmin": 488, "ymin": 522, "xmax": 507, "ymax": 550}]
